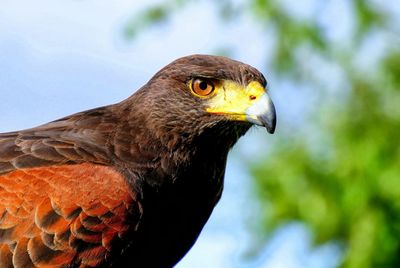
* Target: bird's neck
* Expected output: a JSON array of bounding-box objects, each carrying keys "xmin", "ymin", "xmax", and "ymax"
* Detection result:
[{"xmin": 112, "ymin": 99, "xmax": 251, "ymax": 187}]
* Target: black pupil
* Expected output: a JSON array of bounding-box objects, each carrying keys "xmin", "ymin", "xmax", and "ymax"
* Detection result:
[{"xmin": 199, "ymin": 81, "xmax": 208, "ymax": 90}]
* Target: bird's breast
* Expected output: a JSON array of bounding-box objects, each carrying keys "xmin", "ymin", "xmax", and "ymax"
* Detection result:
[{"xmin": 121, "ymin": 151, "xmax": 228, "ymax": 267}]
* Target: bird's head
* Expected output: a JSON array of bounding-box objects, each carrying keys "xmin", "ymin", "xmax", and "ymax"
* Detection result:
[{"xmin": 129, "ymin": 55, "xmax": 276, "ymax": 149}]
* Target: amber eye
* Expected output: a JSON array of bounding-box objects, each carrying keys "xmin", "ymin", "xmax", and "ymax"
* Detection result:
[{"xmin": 191, "ymin": 78, "xmax": 215, "ymax": 97}]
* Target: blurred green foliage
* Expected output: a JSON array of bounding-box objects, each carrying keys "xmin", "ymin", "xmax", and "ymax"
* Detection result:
[
  {"xmin": 124, "ymin": 0, "xmax": 191, "ymax": 39},
  {"xmin": 127, "ymin": 1, "xmax": 400, "ymax": 267},
  {"xmin": 249, "ymin": 1, "xmax": 400, "ymax": 267}
]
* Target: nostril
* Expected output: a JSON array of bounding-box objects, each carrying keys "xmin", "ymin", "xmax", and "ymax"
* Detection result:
[{"xmin": 249, "ymin": 95, "xmax": 257, "ymax": 100}]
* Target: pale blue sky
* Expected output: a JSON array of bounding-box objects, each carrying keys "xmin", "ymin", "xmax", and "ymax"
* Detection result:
[{"xmin": 0, "ymin": 1, "xmax": 348, "ymax": 267}]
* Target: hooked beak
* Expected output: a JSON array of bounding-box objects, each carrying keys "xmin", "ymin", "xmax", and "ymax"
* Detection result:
[
  {"xmin": 245, "ymin": 92, "xmax": 276, "ymax": 134},
  {"xmin": 206, "ymin": 80, "xmax": 277, "ymax": 134}
]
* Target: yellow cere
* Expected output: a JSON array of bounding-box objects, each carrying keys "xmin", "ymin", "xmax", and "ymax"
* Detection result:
[{"xmin": 206, "ymin": 80, "xmax": 266, "ymax": 121}]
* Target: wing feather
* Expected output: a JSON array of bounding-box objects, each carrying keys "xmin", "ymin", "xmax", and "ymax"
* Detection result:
[
  {"xmin": 0, "ymin": 107, "xmax": 147, "ymax": 267},
  {"xmin": 0, "ymin": 107, "xmax": 118, "ymax": 175},
  {"xmin": 0, "ymin": 164, "xmax": 139, "ymax": 267}
]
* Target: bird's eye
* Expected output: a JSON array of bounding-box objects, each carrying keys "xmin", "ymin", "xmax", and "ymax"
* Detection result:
[{"xmin": 191, "ymin": 78, "xmax": 215, "ymax": 97}]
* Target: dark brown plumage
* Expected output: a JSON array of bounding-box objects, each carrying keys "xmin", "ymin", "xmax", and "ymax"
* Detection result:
[{"xmin": 0, "ymin": 55, "xmax": 276, "ymax": 267}]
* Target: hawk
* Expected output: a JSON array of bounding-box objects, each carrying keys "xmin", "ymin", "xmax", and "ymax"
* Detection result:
[{"xmin": 0, "ymin": 55, "xmax": 276, "ymax": 267}]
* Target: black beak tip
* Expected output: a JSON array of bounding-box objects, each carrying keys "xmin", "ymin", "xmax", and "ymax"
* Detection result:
[
  {"xmin": 263, "ymin": 104, "xmax": 277, "ymax": 134},
  {"xmin": 265, "ymin": 116, "xmax": 276, "ymax": 134},
  {"xmin": 266, "ymin": 122, "xmax": 276, "ymax": 134}
]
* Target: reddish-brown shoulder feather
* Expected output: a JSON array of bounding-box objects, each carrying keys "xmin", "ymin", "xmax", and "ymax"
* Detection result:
[{"xmin": 0, "ymin": 163, "xmax": 139, "ymax": 268}]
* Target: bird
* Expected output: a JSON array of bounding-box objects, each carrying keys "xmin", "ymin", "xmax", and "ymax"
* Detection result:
[{"xmin": 0, "ymin": 54, "xmax": 276, "ymax": 268}]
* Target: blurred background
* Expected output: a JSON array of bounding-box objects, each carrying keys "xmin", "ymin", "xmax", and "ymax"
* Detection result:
[{"xmin": 1, "ymin": 0, "xmax": 399, "ymax": 267}]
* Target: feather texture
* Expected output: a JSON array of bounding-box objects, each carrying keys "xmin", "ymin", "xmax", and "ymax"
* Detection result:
[
  {"xmin": 0, "ymin": 164, "xmax": 137, "ymax": 267},
  {"xmin": 0, "ymin": 55, "xmax": 269, "ymax": 267}
]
